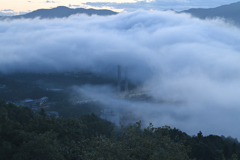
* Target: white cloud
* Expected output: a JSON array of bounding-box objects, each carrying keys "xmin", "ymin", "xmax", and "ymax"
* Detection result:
[
  {"xmin": 1, "ymin": 10, "xmax": 240, "ymax": 138},
  {"xmin": 84, "ymin": 0, "xmax": 240, "ymax": 11},
  {"xmin": 0, "ymin": 10, "xmax": 29, "ymax": 16},
  {"xmin": 69, "ymin": 4, "xmax": 80, "ymax": 8},
  {"xmin": 46, "ymin": 0, "xmax": 55, "ymax": 3},
  {"xmin": 1, "ymin": 9, "xmax": 14, "ymax": 12},
  {"xmin": 0, "ymin": 12, "xmax": 14, "ymax": 16},
  {"xmin": 0, "ymin": 9, "xmax": 15, "ymax": 16}
]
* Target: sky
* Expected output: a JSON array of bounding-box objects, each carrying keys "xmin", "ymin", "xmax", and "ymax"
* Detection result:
[
  {"xmin": 1, "ymin": 0, "xmax": 240, "ymax": 16},
  {"xmin": 1, "ymin": 10, "xmax": 240, "ymax": 138}
]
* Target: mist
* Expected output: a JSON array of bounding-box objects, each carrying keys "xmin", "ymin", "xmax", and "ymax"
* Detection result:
[
  {"xmin": 1, "ymin": 10, "xmax": 240, "ymax": 138},
  {"xmin": 84, "ymin": 0, "xmax": 240, "ymax": 11}
]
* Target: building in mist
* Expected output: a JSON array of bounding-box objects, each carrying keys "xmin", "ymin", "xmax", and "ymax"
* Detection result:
[{"xmin": 39, "ymin": 97, "xmax": 49, "ymax": 104}]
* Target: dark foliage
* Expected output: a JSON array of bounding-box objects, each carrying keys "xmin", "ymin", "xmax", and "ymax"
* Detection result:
[{"xmin": 0, "ymin": 101, "xmax": 239, "ymax": 160}]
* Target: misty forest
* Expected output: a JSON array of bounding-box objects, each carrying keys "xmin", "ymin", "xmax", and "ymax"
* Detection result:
[{"xmin": 2, "ymin": 1, "xmax": 240, "ymax": 160}]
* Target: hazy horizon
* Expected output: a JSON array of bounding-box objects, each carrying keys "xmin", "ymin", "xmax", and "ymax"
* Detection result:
[{"xmin": 1, "ymin": 0, "xmax": 240, "ymax": 16}]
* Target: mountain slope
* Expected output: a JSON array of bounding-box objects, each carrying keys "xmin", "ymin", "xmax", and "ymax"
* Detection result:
[
  {"xmin": 1, "ymin": 6, "xmax": 117, "ymax": 20},
  {"xmin": 182, "ymin": 1, "xmax": 240, "ymax": 24}
]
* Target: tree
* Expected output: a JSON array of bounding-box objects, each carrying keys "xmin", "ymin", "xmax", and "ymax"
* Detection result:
[
  {"xmin": 223, "ymin": 144, "xmax": 231, "ymax": 159},
  {"xmin": 12, "ymin": 132, "xmax": 64, "ymax": 160},
  {"xmin": 197, "ymin": 131, "xmax": 203, "ymax": 138},
  {"xmin": 231, "ymin": 142, "xmax": 237, "ymax": 155},
  {"xmin": 85, "ymin": 122, "xmax": 191, "ymax": 160},
  {"xmin": 39, "ymin": 108, "xmax": 46, "ymax": 117}
]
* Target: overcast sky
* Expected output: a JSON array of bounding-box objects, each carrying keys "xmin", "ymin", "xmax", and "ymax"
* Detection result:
[{"xmin": 1, "ymin": 0, "xmax": 240, "ymax": 16}]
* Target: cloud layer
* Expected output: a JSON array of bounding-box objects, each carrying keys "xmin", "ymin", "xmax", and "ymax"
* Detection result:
[
  {"xmin": 1, "ymin": 10, "xmax": 240, "ymax": 138},
  {"xmin": 85, "ymin": 0, "xmax": 240, "ymax": 11}
]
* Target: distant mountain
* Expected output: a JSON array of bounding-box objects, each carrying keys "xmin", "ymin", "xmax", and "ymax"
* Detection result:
[
  {"xmin": 182, "ymin": 1, "xmax": 240, "ymax": 25},
  {"xmin": 0, "ymin": 6, "xmax": 117, "ymax": 20}
]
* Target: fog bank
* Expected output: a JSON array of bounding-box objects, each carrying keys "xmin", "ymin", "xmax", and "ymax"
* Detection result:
[{"xmin": 1, "ymin": 10, "xmax": 240, "ymax": 138}]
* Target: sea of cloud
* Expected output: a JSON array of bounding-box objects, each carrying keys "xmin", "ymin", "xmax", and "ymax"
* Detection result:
[
  {"xmin": 1, "ymin": 10, "xmax": 240, "ymax": 138},
  {"xmin": 84, "ymin": 0, "xmax": 240, "ymax": 11}
]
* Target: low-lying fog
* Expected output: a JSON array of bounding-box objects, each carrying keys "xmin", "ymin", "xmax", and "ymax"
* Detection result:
[{"xmin": 1, "ymin": 10, "xmax": 240, "ymax": 138}]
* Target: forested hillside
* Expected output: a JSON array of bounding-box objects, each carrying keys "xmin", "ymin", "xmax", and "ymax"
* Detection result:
[
  {"xmin": 0, "ymin": 6, "xmax": 117, "ymax": 20},
  {"xmin": 0, "ymin": 101, "xmax": 239, "ymax": 159},
  {"xmin": 182, "ymin": 1, "xmax": 240, "ymax": 25}
]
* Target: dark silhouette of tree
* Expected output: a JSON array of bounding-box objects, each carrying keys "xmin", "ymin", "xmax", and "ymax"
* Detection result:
[
  {"xmin": 223, "ymin": 144, "xmax": 231, "ymax": 159},
  {"xmin": 198, "ymin": 131, "xmax": 203, "ymax": 138}
]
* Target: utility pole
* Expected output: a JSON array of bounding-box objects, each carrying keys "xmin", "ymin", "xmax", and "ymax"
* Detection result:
[
  {"xmin": 118, "ymin": 65, "xmax": 121, "ymax": 92},
  {"xmin": 117, "ymin": 65, "xmax": 128, "ymax": 94},
  {"xmin": 125, "ymin": 67, "xmax": 128, "ymax": 94}
]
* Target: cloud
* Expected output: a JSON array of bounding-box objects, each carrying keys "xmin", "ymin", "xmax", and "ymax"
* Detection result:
[
  {"xmin": 18, "ymin": 11, "xmax": 29, "ymax": 15},
  {"xmin": 84, "ymin": 0, "xmax": 240, "ymax": 11},
  {"xmin": 1, "ymin": 9, "xmax": 14, "ymax": 12},
  {"xmin": 46, "ymin": 0, "xmax": 55, "ymax": 3},
  {"xmin": 0, "ymin": 12, "xmax": 15, "ymax": 16},
  {"xmin": 1, "ymin": 10, "xmax": 240, "ymax": 138},
  {"xmin": 69, "ymin": 4, "xmax": 80, "ymax": 8},
  {"xmin": 0, "ymin": 11, "xmax": 29, "ymax": 16}
]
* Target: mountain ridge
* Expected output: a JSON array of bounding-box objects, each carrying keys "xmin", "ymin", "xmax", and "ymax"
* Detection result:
[
  {"xmin": 1, "ymin": 2, "xmax": 240, "ymax": 25},
  {"xmin": 182, "ymin": 1, "xmax": 240, "ymax": 25},
  {"xmin": 0, "ymin": 6, "xmax": 118, "ymax": 20}
]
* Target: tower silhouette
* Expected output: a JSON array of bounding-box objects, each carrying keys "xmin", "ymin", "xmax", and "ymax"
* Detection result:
[{"xmin": 117, "ymin": 65, "xmax": 128, "ymax": 94}]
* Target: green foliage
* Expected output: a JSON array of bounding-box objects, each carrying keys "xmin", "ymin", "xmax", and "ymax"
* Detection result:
[
  {"xmin": 0, "ymin": 100, "xmax": 240, "ymax": 160},
  {"xmin": 0, "ymin": 101, "xmax": 114, "ymax": 160},
  {"xmin": 85, "ymin": 122, "xmax": 191, "ymax": 160},
  {"xmin": 39, "ymin": 108, "xmax": 47, "ymax": 117},
  {"xmin": 12, "ymin": 131, "xmax": 64, "ymax": 160}
]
